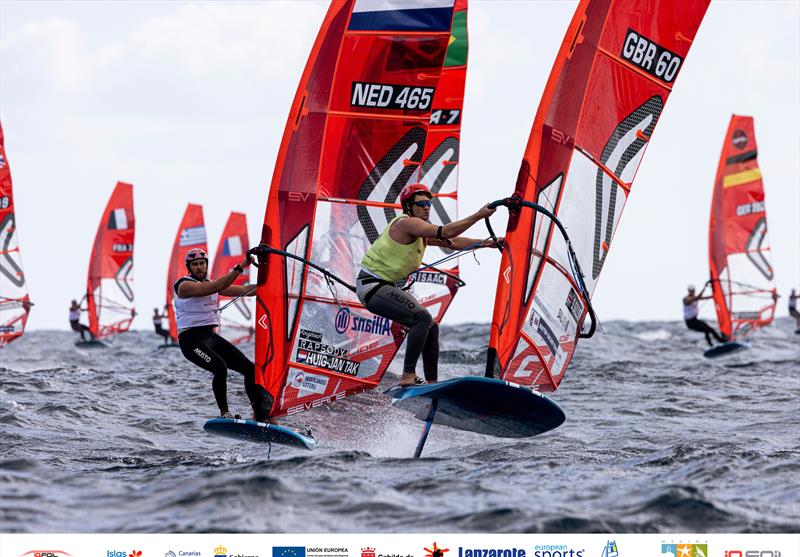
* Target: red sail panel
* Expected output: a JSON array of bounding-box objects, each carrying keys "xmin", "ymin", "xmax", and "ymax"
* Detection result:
[
  {"xmin": 255, "ymin": 0, "xmax": 460, "ymax": 417},
  {"xmin": 166, "ymin": 203, "xmax": 207, "ymax": 341},
  {"xmin": 489, "ymin": 0, "xmax": 709, "ymax": 391},
  {"xmin": 0, "ymin": 122, "xmax": 31, "ymax": 346},
  {"xmin": 709, "ymin": 115, "xmax": 776, "ymax": 340},
  {"xmin": 86, "ymin": 181, "xmax": 135, "ymax": 340},
  {"xmin": 414, "ymin": 0, "xmax": 468, "ymax": 322},
  {"xmin": 211, "ymin": 212, "xmax": 253, "ymax": 345}
]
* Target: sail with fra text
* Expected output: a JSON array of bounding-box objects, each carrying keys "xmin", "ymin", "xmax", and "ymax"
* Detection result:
[{"xmin": 86, "ymin": 181, "xmax": 136, "ymax": 340}]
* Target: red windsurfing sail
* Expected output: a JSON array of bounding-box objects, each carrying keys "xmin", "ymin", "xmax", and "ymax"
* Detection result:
[
  {"xmin": 255, "ymin": 0, "xmax": 465, "ymax": 417},
  {"xmin": 166, "ymin": 203, "xmax": 207, "ymax": 341},
  {"xmin": 488, "ymin": 0, "xmax": 709, "ymax": 391},
  {"xmin": 211, "ymin": 212, "xmax": 253, "ymax": 345},
  {"xmin": 709, "ymin": 115, "xmax": 776, "ymax": 340},
  {"xmin": 0, "ymin": 122, "xmax": 31, "ymax": 346},
  {"xmin": 85, "ymin": 181, "xmax": 135, "ymax": 340}
]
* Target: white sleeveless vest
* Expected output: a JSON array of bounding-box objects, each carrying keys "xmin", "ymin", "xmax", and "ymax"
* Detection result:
[
  {"xmin": 174, "ymin": 276, "xmax": 219, "ymax": 332},
  {"xmin": 683, "ymin": 299, "xmax": 699, "ymax": 320}
]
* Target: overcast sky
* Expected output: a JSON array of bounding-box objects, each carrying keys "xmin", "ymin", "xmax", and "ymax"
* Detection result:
[{"xmin": 1, "ymin": 0, "xmax": 798, "ymax": 331}]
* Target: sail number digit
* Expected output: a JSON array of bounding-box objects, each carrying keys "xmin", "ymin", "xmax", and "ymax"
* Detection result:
[{"xmin": 430, "ymin": 109, "xmax": 461, "ymax": 126}]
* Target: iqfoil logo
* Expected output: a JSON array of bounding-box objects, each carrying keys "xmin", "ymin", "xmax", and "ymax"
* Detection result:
[{"xmin": 532, "ymin": 546, "xmax": 584, "ymax": 557}]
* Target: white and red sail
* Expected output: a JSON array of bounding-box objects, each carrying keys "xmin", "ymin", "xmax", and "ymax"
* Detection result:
[
  {"xmin": 166, "ymin": 203, "xmax": 207, "ymax": 341},
  {"xmin": 85, "ymin": 182, "xmax": 135, "ymax": 340},
  {"xmin": 211, "ymin": 212, "xmax": 253, "ymax": 345},
  {"xmin": 254, "ymin": 0, "xmax": 466, "ymax": 417},
  {"xmin": 708, "ymin": 115, "xmax": 777, "ymax": 340},
  {"xmin": 0, "ymin": 122, "xmax": 31, "ymax": 346},
  {"xmin": 488, "ymin": 0, "xmax": 710, "ymax": 391}
]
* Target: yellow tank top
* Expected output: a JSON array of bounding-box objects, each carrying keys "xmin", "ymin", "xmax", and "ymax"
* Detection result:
[{"xmin": 361, "ymin": 215, "xmax": 425, "ymax": 282}]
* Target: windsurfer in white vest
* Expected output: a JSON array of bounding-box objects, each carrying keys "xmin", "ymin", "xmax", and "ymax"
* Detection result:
[
  {"xmin": 789, "ymin": 289, "xmax": 800, "ymax": 332},
  {"xmin": 68, "ymin": 299, "xmax": 94, "ymax": 341},
  {"xmin": 152, "ymin": 305, "xmax": 172, "ymax": 345},
  {"xmin": 357, "ymin": 183, "xmax": 502, "ymax": 386},
  {"xmin": 174, "ymin": 248, "xmax": 273, "ymax": 421},
  {"xmin": 683, "ymin": 284, "xmax": 725, "ymax": 346}
]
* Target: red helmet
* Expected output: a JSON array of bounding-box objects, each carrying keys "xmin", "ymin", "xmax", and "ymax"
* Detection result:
[
  {"xmin": 399, "ymin": 183, "xmax": 432, "ymax": 207},
  {"xmin": 185, "ymin": 248, "xmax": 208, "ymax": 265}
]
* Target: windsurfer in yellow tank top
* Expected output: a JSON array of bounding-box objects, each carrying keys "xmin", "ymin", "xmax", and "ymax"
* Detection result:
[{"xmin": 357, "ymin": 183, "xmax": 502, "ymax": 386}]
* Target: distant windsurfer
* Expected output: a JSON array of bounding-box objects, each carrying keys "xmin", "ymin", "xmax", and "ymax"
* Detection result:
[
  {"xmin": 357, "ymin": 183, "xmax": 501, "ymax": 386},
  {"xmin": 789, "ymin": 289, "xmax": 800, "ymax": 332},
  {"xmin": 683, "ymin": 284, "xmax": 725, "ymax": 346},
  {"xmin": 174, "ymin": 248, "xmax": 273, "ymax": 421},
  {"xmin": 152, "ymin": 306, "xmax": 172, "ymax": 344},
  {"xmin": 68, "ymin": 299, "xmax": 94, "ymax": 341}
]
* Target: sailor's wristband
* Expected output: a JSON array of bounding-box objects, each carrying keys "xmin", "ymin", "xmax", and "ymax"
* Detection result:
[{"xmin": 233, "ymin": 264, "xmax": 244, "ymax": 274}]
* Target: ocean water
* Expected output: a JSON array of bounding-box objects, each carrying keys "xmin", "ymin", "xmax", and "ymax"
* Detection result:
[{"xmin": 1, "ymin": 319, "xmax": 798, "ymax": 533}]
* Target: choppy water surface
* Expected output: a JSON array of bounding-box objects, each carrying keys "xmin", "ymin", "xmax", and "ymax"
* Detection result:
[{"xmin": 1, "ymin": 319, "xmax": 798, "ymax": 533}]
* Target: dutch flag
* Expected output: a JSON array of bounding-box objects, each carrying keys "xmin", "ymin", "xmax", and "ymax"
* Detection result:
[{"xmin": 349, "ymin": 0, "xmax": 455, "ymax": 32}]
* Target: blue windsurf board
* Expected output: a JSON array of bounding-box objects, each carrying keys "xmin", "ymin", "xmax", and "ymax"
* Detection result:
[
  {"xmin": 388, "ymin": 376, "xmax": 565, "ymax": 438},
  {"xmin": 203, "ymin": 417, "xmax": 316, "ymax": 450},
  {"xmin": 703, "ymin": 341, "xmax": 749, "ymax": 359}
]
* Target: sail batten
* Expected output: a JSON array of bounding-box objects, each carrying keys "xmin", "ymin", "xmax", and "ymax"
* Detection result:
[
  {"xmin": 255, "ymin": 0, "xmax": 467, "ymax": 417},
  {"xmin": 489, "ymin": 0, "xmax": 710, "ymax": 391}
]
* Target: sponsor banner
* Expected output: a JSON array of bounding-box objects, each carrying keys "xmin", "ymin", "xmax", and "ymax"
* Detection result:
[{"xmin": 0, "ymin": 533, "xmax": 798, "ymax": 557}]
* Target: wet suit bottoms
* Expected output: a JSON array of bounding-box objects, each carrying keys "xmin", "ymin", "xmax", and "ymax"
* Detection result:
[
  {"xmin": 179, "ymin": 325, "xmax": 273, "ymax": 420},
  {"xmin": 69, "ymin": 319, "xmax": 93, "ymax": 341},
  {"xmin": 154, "ymin": 323, "xmax": 171, "ymax": 342},
  {"xmin": 685, "ymin": 317, "xmax": 725, "ymax": 347},
  {"xmin": 356, "ymin": 271, "xmax": 438, "ymax": 381}
]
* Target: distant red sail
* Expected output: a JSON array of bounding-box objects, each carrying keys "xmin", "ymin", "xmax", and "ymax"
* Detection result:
[
  {"xmin": 254, "ymin": 0, "xmax": 464, "ymax": 417},
  {"xmin": 166, "ymin": 204, "xmax": 207, "ymax": 341},
  {"xmin": 0, "ymin": 122, "xmax": 31, "ymax": 347},
  {"xmin": 489, "ymin": 0, "xmax": 710, "ymax": 391},
  {"xmin": 86, "ymin": 181, "xmax": 135, "ymax": 340},
  {"xmin": 211, "ymin": 212, "xmax": 253, "ymax": 345},
  {"xmin": 709, "ymin": 115, "xmax": 776, "ymax": 340}
]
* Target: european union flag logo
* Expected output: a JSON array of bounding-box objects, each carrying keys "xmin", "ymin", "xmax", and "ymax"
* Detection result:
[{"xmin": 274, "ymin": 549, "xmax": 305, "ymax": 557}]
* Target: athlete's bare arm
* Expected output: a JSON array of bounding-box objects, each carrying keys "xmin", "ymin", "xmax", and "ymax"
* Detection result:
[
  {"xmin": 392, "ymin": 205, "xmax": 496, "ymax": 243},
  {"xmin": 220, "ymin": 284, "xmax": 258, "ymax": 298},
  {"xmin": 178, "ymin": 256, "xmax": 252, "ymax": 298},
  {"xmin": 426, "ymin": 236, "xmax": 503, "ymax": 250}
]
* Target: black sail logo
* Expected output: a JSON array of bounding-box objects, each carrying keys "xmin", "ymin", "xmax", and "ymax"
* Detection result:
[
  {"xmin": 592, "ymin": 96, "xmax": 663, "ymax": 279},
  {"xmin": 732, "ymin": 129, "xmax": 748, "ymax": 150},
  {"xmin": 356, "ymin": 127, "xmax": 457, "ymax": 244}
]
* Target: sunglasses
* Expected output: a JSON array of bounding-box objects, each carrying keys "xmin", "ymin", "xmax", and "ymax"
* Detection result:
[{"xmin": 413, "ymin": 200, "xmax": 432, "ymax": 208}]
